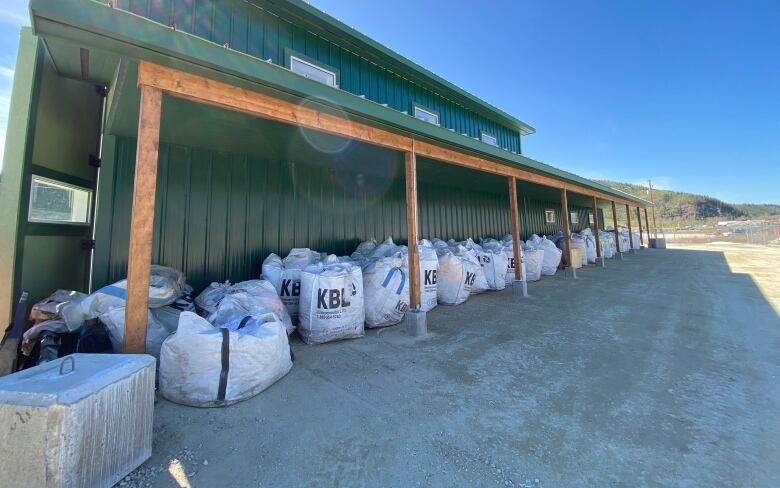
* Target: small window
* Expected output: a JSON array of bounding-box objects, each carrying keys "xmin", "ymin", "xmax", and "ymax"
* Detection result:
[
  {"xmin": 28, "ymin": 175, "xmax": 92, "ymax": 225},
  {"xmin": 545, "ymin": 209, "xmax": 556, "ymax": 224},
  {"xmin": 570, "ymin": 212, "xmax": 579, "ymax": 224},
  {"xmin": 588, "ymin": 212, "xmax": 595, "ymax": 225},
  {"xmin": 289, "ymin": 55, "xmax": 337, "ymax": 87},
  {"xmin": 481, "ymin": 132, "xmax": 498, "ymax": 146},
  {"xmin": 412, "ymin": 104, "xmax": 440, "ymax": 126}
]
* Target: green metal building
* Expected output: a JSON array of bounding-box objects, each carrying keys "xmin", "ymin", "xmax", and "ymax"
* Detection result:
[{"xmin": 0, "ymin": 0, "xmax": 651, "ymax": 327}]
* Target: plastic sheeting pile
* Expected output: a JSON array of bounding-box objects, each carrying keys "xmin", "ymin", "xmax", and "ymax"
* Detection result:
[
  {"xmin": 198, "ymin": 279, "xmax": 294, "ymax": 335},
  {"xmin": 82, "ymin": 265, "xmax": 190, "ymax": 358},
  {"xmin": 159, "ymin": 312, "xmax": 292, "ymax": 407}
]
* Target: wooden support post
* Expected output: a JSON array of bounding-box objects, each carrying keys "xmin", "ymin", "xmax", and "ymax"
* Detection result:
[
  {"xmin": 560, "ymin": 189, "xmax": 573, "ymax": 272},
  {"xmin": 123, "ymin": 85, "xmax": 162, "ymax": 353},
  {"xmin": 405, "ymin": 148, "xmax": 421, "ymax": 310},
  {"xmin": 644, "ymin": 208, "xmax": 651, "ymax": 245},
  {"xmin": 611, "ymin": 201, "xmax": 621, "ymax": 254},
  {"xmin": 625, "ymin": 204, "xmax": 634, "ymax": 250},
  {"xmin": 592, "ymin": 197, "xmax": 602, "ymax": 259},
  {"xmin": 507, "ymin": 176, "xmax": 524, "ymax": 281},
  {"xmin": 636, "ymin": 207, "xmax": 644, "ymax": 247}
]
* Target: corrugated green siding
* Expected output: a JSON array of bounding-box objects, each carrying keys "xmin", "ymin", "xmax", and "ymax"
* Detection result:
[
  {"xmin": 101, "ymin": 137, "xmax": 409, "ymax": 290},
  {"xmin": 419, "ymin": 183, "xmax": 509, "ymax": 241},
  {"xmin": 114, "ymin": 0, "xmax": 522, "ymax": 153}
]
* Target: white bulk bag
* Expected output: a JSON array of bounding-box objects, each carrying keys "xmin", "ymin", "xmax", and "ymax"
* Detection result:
[
  {"xmin": 580, "ymin": 229, "xmax": 597, "ymax": 263},
  {"xmin": 632, "ymin": 232, "xmax": 642, "ymax": 250},
  {"xmin": 370, "ymin": 237, "xmax": 399, "ymax": 259},
  {"xmin": 499, "ymin": 242, "xmax": 524, "ymax": 286},
  {"xmin": 523, "ymin": 248, "xmax": 543, "ymax": 282},
  {"xmin": 299, "ymin": 262, "xmax": 365, "ymax": 344},
  {"xmin": 363, "ymin": 253, "xmax": 409, "ymax": 328},
  {"xmin": 453, "ymin": 246, "xmax": 488, "ymax": 295},
  {"xmin": 350, "ymin": 239, "xmax": 378, "ymax": 262},
  {"xmin": 436, "ymin": 249, "xmax": 472, "ymax": 305},
  {"xmin": 261, "ymin": 248, "xmax": 320, "ymax": 324},
  {"xmin": 159, "ymin": 312, "xmax": 292, "ymax": 407},
  {"xmin": 416, "ymin": 241, "xmax": 439, "ymax": 312},
  {"xmin": 478, "ymin": 249, "xmax": 508, "ymax": 291},
  {"xmin": 538, "ymin": 237, "xmax": 562, "ymax": 276},
  {"xmin": 208, "ymin": 280, "xmax": 294, "ymax": 335}
]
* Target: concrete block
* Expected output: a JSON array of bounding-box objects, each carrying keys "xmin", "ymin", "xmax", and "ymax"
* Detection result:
[
  {"xmin": 405, "ymin": 310, "xmax": 427, "ymax": 337},
  {"xmin": 0, "ymin": 354, "xmax": 155, "ymax": 488},
  {"xmin": 512, "ymin": 279, "xmax": 528, "ymax": 298}
]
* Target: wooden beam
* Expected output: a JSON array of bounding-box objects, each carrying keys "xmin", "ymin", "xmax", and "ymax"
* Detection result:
[
  {"xmin": 405, "ymin": 148, "xmax": 421, "ymax": 310},
  {"xmin": 507, "ymin": 176, "xmax": 524, "ymax": 281},
  {"xmin": 138, "ymin": 61, "xmax": 413, "ymax": 153},
  {"xmin": 560, "ymin": 189, "xmax": 573, "ymax": 268},
  {"xmin": 137, "ymin": 61, "xmax": 644, "ymax": 207},
  {"xmin": 644, "ymin": 208, "xmax": 651, "ymax": 245},
  {"xmin": 612, "ymin": 201, "xmax": 621, "ymax": 254},
  {"xmin": 123, "ymin": 85, "xmax": 162, "ymax": 353},
  {"xmin": 592, "ymin": 197, "xmax": 602, "ymax": 258},
  {"xmin": 636, "ymin": 207, "xmax": 644, "ymax": 246},
  {"xmin": 625, "ymin": 204, "xmax": 634, "ymax": 249}
]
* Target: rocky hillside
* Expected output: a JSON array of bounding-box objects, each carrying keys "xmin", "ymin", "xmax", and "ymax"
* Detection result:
[{"xmin": 596, "ymin": 180, "xmax": 780, "ymax": 223}]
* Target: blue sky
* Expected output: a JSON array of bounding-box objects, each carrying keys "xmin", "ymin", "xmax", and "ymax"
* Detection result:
[{"xmin": 1, "ymin": 1, "xmax": 778, "ymax": 203}]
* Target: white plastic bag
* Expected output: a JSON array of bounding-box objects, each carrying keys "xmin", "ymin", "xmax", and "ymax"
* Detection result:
[
  {"xmin": 159, "ymin": 311, "xmax": 292, "ymax": 407},
  {"xmin": 363, "ymin": 253, "xmax": 409, "ymax": 328},
  {"xmin": 208, "ymin": 280, "xmax": 294, "ymax": 335},
  {"xmin": 436, "ymin": 249, "xmax": 472, "ymax": 305},
  {"xmin": 299, "ymin": 262, "xmax": 365, "ymax": 344}
]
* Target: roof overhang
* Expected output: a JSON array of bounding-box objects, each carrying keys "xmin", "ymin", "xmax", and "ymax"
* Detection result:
[{"xmin": 29, "ymin": 0, "xmax": 651, "ymax": 207}]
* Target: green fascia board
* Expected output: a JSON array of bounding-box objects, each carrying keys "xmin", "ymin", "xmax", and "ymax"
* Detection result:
[
  {"xmin": 254, "ymin": 0, "xmax": 535, "ymax": 136},
  {"xmin": 29, "ymin": 0, "xmax": 650, "ymax": 207}
]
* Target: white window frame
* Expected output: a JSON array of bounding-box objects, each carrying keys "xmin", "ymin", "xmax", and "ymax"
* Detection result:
[
  {"xmin": 545, "ymin": 209, "xmax": 556, "ymax": 224},
  {"xmin": 480, "ymin": 131, "xmax": 498, "ymax": 146},
  {"xmin": 289, "ymin": 55, "xmax": 338, "ymax": 87},
  {"xmin": 570, "ymin": 212, "xmax": 579, "ymax": 224},
  {"xmin": 413, "ymin": 105, "xmax": 440, "ymax": 126},
  {"xmin": 588, "ymin": 211, "xmax": 595, "ymax": 225},
  {"xmin": 28, "ymin": 174, "xmax": 93, "ymax": 226}
]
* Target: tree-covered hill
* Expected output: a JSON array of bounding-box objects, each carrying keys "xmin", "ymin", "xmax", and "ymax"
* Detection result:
[{"xmin": 596, "ymin": 180, "xmax": 780, "ymax": 224}]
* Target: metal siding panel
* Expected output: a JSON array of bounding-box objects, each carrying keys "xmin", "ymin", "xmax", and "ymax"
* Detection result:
[
  {"xmin": 149, "ymin": 0, "xmax": 171, "ymax": 25},
  {"xmin": 193, "ymin": 0, "xmax": 213, "ymax": 41},
  {"xmin": 212, "ymin": 2, "xmax": 231, "ymax": 45},
  {"xmin": 230, "ymin": 3, "xmax": 248, "ymax": 53},
  {"xmin": 172, "ymin": 0, "xmax": 194, "ymax": 33},
  {"xmin": 207, "ymin": 152, "xmax": 229, "ymax": 281}
]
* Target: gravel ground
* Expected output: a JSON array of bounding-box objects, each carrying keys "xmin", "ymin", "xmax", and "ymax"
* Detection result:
[{"xmin": 118, "ymin": 243, "xmax": 780, "ymax": 487}]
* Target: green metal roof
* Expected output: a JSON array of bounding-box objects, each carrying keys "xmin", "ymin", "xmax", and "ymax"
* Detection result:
[{"xmin": 28, "ymin": 0, "xmax": 651, "ymax": 207}]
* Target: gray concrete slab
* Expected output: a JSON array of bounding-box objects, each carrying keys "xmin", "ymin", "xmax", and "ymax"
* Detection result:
[{"xmin": 120, "ymin": 245, "xmax": 780, "ymax": 488}]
